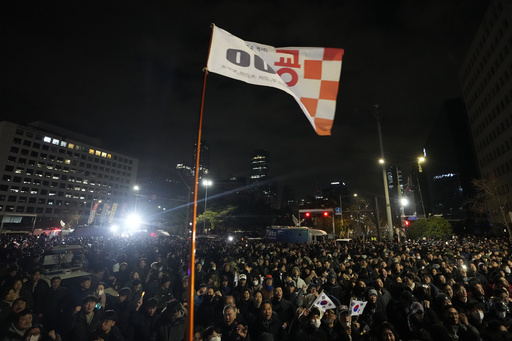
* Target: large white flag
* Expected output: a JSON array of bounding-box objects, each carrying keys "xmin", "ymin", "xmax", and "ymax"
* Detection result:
[
  {"xmin": 349, "ymin": 299, "xmax": 367, "ymax": 316},
  {"xmin": 207, "ymin": 25, "xmax": 344, "ymax": 136},
  {"xmin": 313, "ymin": 292, "xmax": 337, "ymax": 312}
]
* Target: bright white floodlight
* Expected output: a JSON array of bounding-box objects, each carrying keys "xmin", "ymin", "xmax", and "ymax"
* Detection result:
[{"xmin": 127, "ymin": 213, "xmax": 142, "ymax": 229}]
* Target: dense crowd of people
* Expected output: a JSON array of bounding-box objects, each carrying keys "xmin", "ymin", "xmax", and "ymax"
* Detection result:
[{"xmin": 0, "ymin": 232, "xmax": 512, "ymax": 341}]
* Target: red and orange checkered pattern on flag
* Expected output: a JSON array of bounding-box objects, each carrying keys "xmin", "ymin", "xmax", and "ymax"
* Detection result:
[{"xmin": 207, "ymin": 25, "xmax": 344, "ymax": 136}]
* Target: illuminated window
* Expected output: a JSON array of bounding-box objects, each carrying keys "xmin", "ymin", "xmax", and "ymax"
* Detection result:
[
  {"xmin": 60, "ymin": 141, "xmax": 67, "ymax": 147},
  {"xmin": 101, "ymin": 152, "xmax": 107, "ymax": 158},
  {"xmin": 52, "ymin": 139, "xmax": 59, "ymax": 145},
  {"xmin": 65, "ymin": 159, "xmax": 71, "ymax": 164},
  {"xmin": 43, "ymin": 136, "xmax": 51, "ymax": 143},
  {"xmin": 107, "ymin": 154, "xmax": 112, "ymax": 159},
  {"xmin": 15, "ymin": 168, "xmax": 23, "ymax": 174},
  {"xmin": 89, "ymin": 149, "xmax": 95, "ymax": 154},
  {"xmin": 68, "ymin": 143, "xmax": 75, "ymax": 149},
  {"xmin": 95, "ymin": 150, "xmax": 101, "ymax": 156}
]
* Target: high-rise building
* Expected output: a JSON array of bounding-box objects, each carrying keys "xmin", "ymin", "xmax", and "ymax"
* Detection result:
[
  {"xmin": 193, "ymin": 140, "xmax": 210, "ymax": 180},
  {"xmin": 0, "ymin": 121, "xmax": 138, "ymax": 229},
  {"xmin": 386, "ymin": 165, "xmax": 404, "ymax": 220},
  {"xmin": 250, "ymin": 149, "xmax": 270, "ymax": 184},
  {"xmin": 423, "ymin": 99, "xmax": 480, "ymax": 222},
  {"xmin": 459, "ymin": 0, "xmax": 512, "ymax": 194},
  {"xmin": 249, "ymin": 150, "xmax": 278, "ymax": 208}
]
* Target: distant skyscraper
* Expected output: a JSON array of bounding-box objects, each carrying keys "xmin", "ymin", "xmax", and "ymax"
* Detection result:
[
  {"xmin": 386, "ymin": 165, "xmax": 403, "ymax": 219},
  {"xmin": 192, "ymin": 140, "xmax": 210, "ymax": 180},
  {"xmin": 459, "ymin": 0, "xmax": 512, "ymax": 194},
  {"xmin": 249, "ymin": 150, "xmax": 278, "ymax": 207},
  {"xmin": 250, "ymin": 150, "xmax": 270, "ymax": 184}
]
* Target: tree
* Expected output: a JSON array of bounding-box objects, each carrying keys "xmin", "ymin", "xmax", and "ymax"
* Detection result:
[
  {"xmin": 60, "ymin": 202, "xmax": 81, "ymax": 229},
  {"xmin": 196, "ymin": 205, "xmax": 236, "ymax": 233},
  {"xmin": 406, "ymin": 216, "xmax": 453, "ymax": 239},
  {"xmin": 470, "ymin": 175, "xmax": 512, "ymax": 240}
]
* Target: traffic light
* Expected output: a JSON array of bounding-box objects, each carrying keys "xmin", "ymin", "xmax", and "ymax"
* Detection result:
[
  {"xmin": 404, "ymin": 220, "xmax": 410, "ymax": 227},
  {"xmin": 323, "ymin": 211, "xmax": 329, "ymax": 217},
  {"xmin": 305, "ymin": 212, "xmax": 311, "ymax": 218}
]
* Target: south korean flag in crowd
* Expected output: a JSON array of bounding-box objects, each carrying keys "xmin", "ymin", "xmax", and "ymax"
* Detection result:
[
  {"xmin": 313, "ymin": 292, "xmax": 337, "ymax": 312},
  {"xmin": 349, "ymin": 299, "xmax": 368, "ymax": 316}
]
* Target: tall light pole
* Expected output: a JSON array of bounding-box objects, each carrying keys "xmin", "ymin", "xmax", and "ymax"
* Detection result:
[
  {"xmin": 417, "ymin": 156, "xmax": 427, "ymax": 220},
  {"xmin": 202, "ymin": 179, "xmax": 212, "ymax": 234},
  {"xmin": 133, "ymin": 185, "xmax": 140, "ymax": 213},
  {"xmin": 375, "ymin": 105, "xmax": 394, "ymax": 240}
]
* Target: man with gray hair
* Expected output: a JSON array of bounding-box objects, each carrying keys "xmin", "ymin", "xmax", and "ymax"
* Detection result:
[{"xmin": 219, "ymin": 304, "xmax": 249, "ymax": 341}]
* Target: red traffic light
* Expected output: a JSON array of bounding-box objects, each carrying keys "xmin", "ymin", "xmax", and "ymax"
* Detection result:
[
  {"xmin": 323, "ymin": 211, "xmax": 329, "ymax": 217},
  {"xmin": 305, "ymin": 212, "xmax": 311, "ymax": 217},
  {"xmin": 404, "ymin": 220, "xmax": 410, "ymax": 226}
]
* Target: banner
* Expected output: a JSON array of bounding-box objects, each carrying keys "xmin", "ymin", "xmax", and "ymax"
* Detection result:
[
  {"xmin": 88, "ymin": 202, "xmax": 99, "ymax": 225},
  {"xmin": 313, "ymin": 292, "xmax": 337, "ymax": 312},
  {"xmin": 109, "ymin": 203, "xmax": 118, "ymax": 223},
  {"xmin": 349, "ymin": 299, "xmax": 367, "ymax": 316},
  {"xmin": 207, "ymin": 25, "xmax": 344, "ymax": 136}
]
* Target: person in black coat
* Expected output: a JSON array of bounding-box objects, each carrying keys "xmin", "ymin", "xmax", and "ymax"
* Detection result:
[
  {"xmin": 150, "ymin": 300, "xmax": 187, "ymax": 341},
  {"xmin": 91, "ymin": 310, "xmax": 125, "ymax": 341},
  {"xmin": 69, "ymin": 295, "xmax": 103, "ymax": 341},
  {"xmin": 218, "ymin": 305, "xmax": 250, "ymax": 341},
  {"xmin": 249, "ymin": 301, "xmax": 287, "ymax": 340},
  {"xmin": 126, "ymin": 298, "xmax": 160, "ymax": 341},
  {"xmin": 40, "ymin": 276, "xmax": 67, "ymax": 332}
]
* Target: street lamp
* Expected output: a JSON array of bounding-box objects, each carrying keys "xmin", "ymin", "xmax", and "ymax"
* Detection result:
[{"xmin": 202, "ymin": 179, "xmax": 212, "ymax": 233}]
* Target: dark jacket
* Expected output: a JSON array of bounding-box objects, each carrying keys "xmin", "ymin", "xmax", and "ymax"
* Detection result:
[
  {"xmin": 126, "ymin": 309, "xmax": 159, "ymax": 341},
  {"xmin": 92, "ymin": 325, "xmax": 125, "ymax": 341},
  {"xmin": 219, "ymin": 318, "xmax": 251, "ymax": 341},
  {"xmin": 70, "ymin": 309, "xmax": 103, "ymax": 341},
  {"xmin": 150, "ymin": 314, "xmax": 186, "ymax": 341},
  {"xmin": 249, "ymin": 311, "xmax": 287, "ymax": 340}
]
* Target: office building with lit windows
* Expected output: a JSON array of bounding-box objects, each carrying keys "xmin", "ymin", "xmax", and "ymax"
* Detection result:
[
  {"xmin": 0, "ymin": 121, "xmax": 138, "ymax": 229},
  {"xmin": 250, "ymin": 149, "xmax": 270, "ymax": 184},
  {"xmin": 459, "ymin": 0, "xmax": 512, "ymax": 194},
  {"xmin": 249, "ymin": 149, "xmax": 278, "ymax": 208}
]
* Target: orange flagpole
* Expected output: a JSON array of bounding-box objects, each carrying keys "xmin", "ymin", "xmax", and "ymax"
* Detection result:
[{"xmin": 186, "ymin": 23, "xmax": 215, "ymax": 341}]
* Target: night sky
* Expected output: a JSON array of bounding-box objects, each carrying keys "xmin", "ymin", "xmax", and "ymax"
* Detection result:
[{"xmin": 2, "ymin": 1, "xmax": 489, "ymax": 198}]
